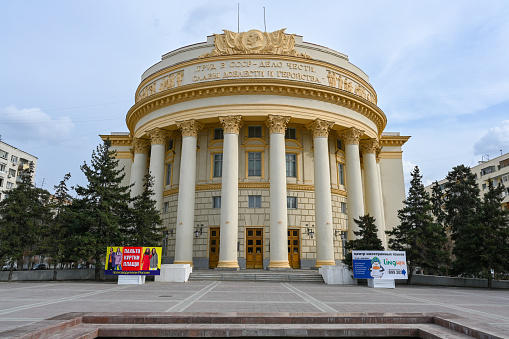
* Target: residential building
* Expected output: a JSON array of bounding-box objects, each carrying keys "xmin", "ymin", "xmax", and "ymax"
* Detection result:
[{"xmin": 0, "ymin": 141, "xmax": 38, "ymax": 201}]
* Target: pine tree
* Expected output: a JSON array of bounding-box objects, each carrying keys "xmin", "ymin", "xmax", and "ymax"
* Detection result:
[
  {"xmin": 0, "ymin": 163, "xmax": 51, "ymax": 282},
  {"xmin": 41, "ymin": 173, "xmax": 72, "ymax": 280},
  {"xmin": 430, "ymin": 181, "xmax": 446, "ymax": 227},
  {"xmin": 386, "ymin": 166, "xmax": 449, "ymax": 283},
  {"xmin": 444, "ymin": 165, "xmax": 482, "ymax": 277},
  {"xmin": 342, "ymin": 214, "xmax": 384, "ymax": 269},
  {"xmin": 125, "ymin": 174, "xmax": 164, "ymax": 246},
  {"xmin": 477, "ymin": 181, "xmax": 509, "ymax": 287},
  {"xmin": 73, "ymin": 139, "xmax": 132, "ymax": 279}
]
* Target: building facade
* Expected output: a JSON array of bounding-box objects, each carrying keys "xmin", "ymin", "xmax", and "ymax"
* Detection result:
[
  {"xmin": 425, "ymin": 152, "xmax": 509, "ymax": 210},
  {"xmin": 0, "ymin": 141, "xmax": 38, "ymax": 201},
  {"xmin": 102, "ymin": 29, "xmax": 409, "ymax": 269}
]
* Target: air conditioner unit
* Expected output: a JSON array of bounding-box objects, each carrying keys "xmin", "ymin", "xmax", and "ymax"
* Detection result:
[{"xmin": 7, "ymin": 175, "xmax": 11, "ymax": 178}]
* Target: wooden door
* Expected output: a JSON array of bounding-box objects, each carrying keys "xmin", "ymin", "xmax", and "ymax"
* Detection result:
[
  {"xmin": 246, "ymin": 228, "xmax": 263, "ymax": 269},
  {"xmin": 288, "ymin": 229, "xmax": 300, "ymax": 269},
  {"xmin": 209, "ymin": 227, "xmax": 220, "ymax": 269}
]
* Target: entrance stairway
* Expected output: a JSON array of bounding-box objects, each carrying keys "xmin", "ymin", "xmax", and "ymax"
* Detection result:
[{"xmin": 189, "ymin": 269, "xmax": 324, "ymax": 283}]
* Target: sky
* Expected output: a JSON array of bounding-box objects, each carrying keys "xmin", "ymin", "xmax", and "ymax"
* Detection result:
[{"xmin": 1, "ymin": 0, "xmax": 509, "ymax": 194}]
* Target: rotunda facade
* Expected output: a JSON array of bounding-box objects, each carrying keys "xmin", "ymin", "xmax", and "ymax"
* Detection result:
[{"xmin": 102, "ymin": 29, "xmax": 409, "ymax": 270}]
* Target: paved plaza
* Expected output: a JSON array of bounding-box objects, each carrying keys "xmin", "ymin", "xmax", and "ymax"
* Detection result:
[{"xmin": 0, "ymin": 280, "xmax": 508, "ymax": 337}]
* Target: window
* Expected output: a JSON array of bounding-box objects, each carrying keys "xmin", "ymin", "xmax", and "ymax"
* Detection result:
[
  {"xmin": 287, "ymin": 196, "xmax": 298, "ymax": 209},
  {"xmin": 167, "ymin": 139, "xmax": 174, "ymax": 151},
  {"xmin": 285, "ymin": 128, "xmax": 296, "ymax": 139},
  {"xmin": 0, "ymin": 178, "xmax": 3, "ymax": 187},
  {"xmin": 6, "ymin": 182, "xmax": 14, "ymax": 189},
  {"xmin": 337, "ymin": 139, "xmax": 343, "ymax": 150},
  {"xmin": 341, "ymin": 202, "xmax": 347, "ymax": 214},
  {"xmin": 0, "ymin": 150, "xmax": 7, "ymax": 160},
  {"xmin": 0, "ymin": 163, "xmax": 6, "ymax": 173},
  {"xmin": 213, "ymin": 153, "xmax": 223, "ymax": 177},
  {"xmin": 482, "ymin": 183, "xmax": 487, "ymax": 190},
  {"xmin": 163, "ymin": 202, "xmax": 169, "ymax": 214},
  {"xmin": 248, "ymin": 195, "xmax": 262, "ymax": 208},
  {"xmin": 248, "ymin": 152, "xmax": 262, "ymax": 176},
  {"xmin": 8, "ymin": 169, "xmax": 15, "ymax": 177},
  {"xmin": 165, "ymin": 163, "xmax": 172, "ymax": 186},
  {"xmin": 10, "ymin": 155, "xmax": 18, "ymax": 165},
  {"xmin": 286, "ymin": 153, "xmax": 297, "ymax": 177},
  {"xmin": 212, "ymin": 196, "xmax": 221, "ymax": 208},
  {"xmin": 338, "ymin": 163, "xmax": 345, "ymax": 186},
  {"xmin": 481, "ymin": 166, "xmax": 496, "ymax": 176},
  {"xmin": 503, "ymin": 175, "xmax": 508, "ymax": 183},
  {"xmin": 248, "ymin": 126, "xmax": 262, "ymax": 138},
  {"xmin": 214, "ymin": 128, "xmax": 224, "ymax": 140}
]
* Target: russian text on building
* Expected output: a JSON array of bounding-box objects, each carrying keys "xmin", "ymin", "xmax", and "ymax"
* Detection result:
[{"xmin": 102, "ymin": 29, "xmax": 410, "ymax": 270}]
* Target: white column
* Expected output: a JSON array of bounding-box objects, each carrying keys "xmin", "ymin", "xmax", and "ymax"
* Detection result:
[
  {"xmin": 174, "ymin": 120, "xmax": 202, "ymax": 266},
  {"xmin": 147, "ymin": 128, "xmax": 170, "ymax": 213},
  {"xmin": 267, "ymin": 115, "xmax": 291, "ymax": 270},
  {"xmin": 376, "ymin": 155, "xmax": 387, "ymax": 248},
  {"xmin": 130, "ymin": 138, "xmax": 150, "ymax": 198},
  {"xmin": 307, "ymin": 119, "xmax": 335, "ymax": 268},
  {"xmin": 217, "ymin": 116, "xmax": 242, "ymax": 270},
  {"xmin": 361, "ymin": 139, "xmax": 385, "ymax": 247},
  {"xmin": 341, "ymin": 128, "xmax": 365, "ymax": 240}
]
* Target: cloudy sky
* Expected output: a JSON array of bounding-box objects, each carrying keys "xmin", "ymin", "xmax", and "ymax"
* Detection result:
[{"xmin": 1, "ymin": 0, "xmax": 509, "ymax": 193}]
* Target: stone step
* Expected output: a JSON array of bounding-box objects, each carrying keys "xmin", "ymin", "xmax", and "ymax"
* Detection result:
[{"xmin": 188, "ymin": 271, "xmax": 324, "ymax": 283}]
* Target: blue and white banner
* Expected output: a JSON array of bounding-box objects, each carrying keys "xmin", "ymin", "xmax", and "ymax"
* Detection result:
[{"xmin": 352, "ymin": 251, "xmax": 408, "ymax": 279}]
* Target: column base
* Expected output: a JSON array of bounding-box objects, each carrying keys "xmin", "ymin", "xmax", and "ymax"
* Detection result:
[
  {"xmin": 216, "ymin": 261, "xmax": 239, "ymax": 270},
  {"xmin": 315, "ymin": 260, "xmax": 336, "ymax": 268},
  {"xmin": 174, "ymin": 260, "xmax": 194, "ymax": 267},
  {"xmin": 267, "ymin": 260, "xmax": 291, "ymax": 270}
]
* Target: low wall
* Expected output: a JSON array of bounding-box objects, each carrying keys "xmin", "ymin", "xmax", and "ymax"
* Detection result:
[
  {"xmin": 0, "ymin": 269, "xmax": 117, "ymax": 282},
  {"xmin": 397, "ymin": 275, "xmax": 509, "ymax": 289}
]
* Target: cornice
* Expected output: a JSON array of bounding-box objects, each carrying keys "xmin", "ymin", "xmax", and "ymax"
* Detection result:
[
  {"xmin": 162, "ymin": 183, "xmax": 348, "ymax": 195},
  {"xmin": 380, "ymin": 135, "xmax": 411, "ymax": 147},
  {"xmin": 99, "ymin": 134, "xmax": 132, "ymax": 147},
  {"xmin": 127, "ymin": 79, "xmax": 386, "ymax": 137}
]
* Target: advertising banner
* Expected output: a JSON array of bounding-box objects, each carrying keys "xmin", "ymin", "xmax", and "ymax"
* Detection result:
[
  {"xmin": 105, "ymin": 246, "xmax": 162, "ymax": 276},
  {"xmin": 352, "ymin": 251, "xmax": 407, "ymax": 279}
]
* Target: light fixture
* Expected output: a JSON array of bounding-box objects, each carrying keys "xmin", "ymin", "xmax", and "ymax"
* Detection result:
[
  {"xmin": 195, "ymin": 224, "xmax": 203, "ymax": 238},
  {"xmin": 305, "ymin": 224, "xmax": 314, "ymax": 239}
]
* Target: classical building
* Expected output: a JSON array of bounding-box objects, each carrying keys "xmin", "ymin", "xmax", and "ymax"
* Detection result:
[
  {"xmin": 424, "ymin": 152, "xmax": 509, "ymax": 210},
  {"xmin": 0, "ymin": 140, "xmax": 38, "ymax": 201},
  {"xmin": 102, "ymin": 29, "xmax": 409, "ymax": 270}
]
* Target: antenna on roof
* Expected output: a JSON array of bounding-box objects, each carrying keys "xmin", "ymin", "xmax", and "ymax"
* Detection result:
[
  {"xmin": 263, "ymin": 7, "xmax": 266, "ymax": 32},
  {"xmin": 237, "ymin": 3, "xmax": 240, "ymax": 33}
]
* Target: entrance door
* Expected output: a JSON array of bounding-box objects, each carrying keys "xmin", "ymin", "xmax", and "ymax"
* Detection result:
[
  {"xmin": 209, "ymin": 227, "xmax": 220, "ymax": 269},
  {"xmin": 288, "ymin": 229, "xmax": 300, "ymax": 269},
  {"xmin": 246, "ymin": 228, "xmax": 263, "ymax": 269}
]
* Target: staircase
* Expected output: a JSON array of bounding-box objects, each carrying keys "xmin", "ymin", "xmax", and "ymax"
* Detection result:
[{"xmin": 189, "ymin": 269, "xmax": 324, "ymax": 283}]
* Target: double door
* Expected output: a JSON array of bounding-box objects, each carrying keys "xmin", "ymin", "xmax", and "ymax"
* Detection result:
[
  {"xmin": 288, "ymin": 229, "xmax": 300, "ymax": 269},
  {"xmin": 246, "ymin": 228, "xmax": 263, "ymax": 269}
]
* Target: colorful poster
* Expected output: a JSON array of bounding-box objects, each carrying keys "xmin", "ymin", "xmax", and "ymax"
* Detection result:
[
  {"xmin": 352, "ymin": 251, "xmax": 408, "ymax": 279},
  {"xmin": 104, "ymin": 246, "xmax": 162, "ymax": 275}
]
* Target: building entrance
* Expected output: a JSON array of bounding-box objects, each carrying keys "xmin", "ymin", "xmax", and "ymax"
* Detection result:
[
  {"xmin": 209, "ymin": 227, "xmax": 220, "ymax": 268},
  {"xmin": 246, "ymin": 228, "xmax": 263, "ymax": 269},
  {"xmin": 288, "ymin": 229, "xmax": 300, "ymax": 269}
]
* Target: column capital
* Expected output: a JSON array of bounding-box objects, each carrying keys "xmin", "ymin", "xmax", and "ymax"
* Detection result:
[
  {"xmin": 266, "ymin": 115, "xmax": 290, "ymax": 134},
  {"xmin": 132, "ymin": 138, "xmax": 150, "ymax": 154},
  {"xmin": 340, "ymin": 127, "xmax": 363, "ymax": 145},
  {"xmin": 376, "ymin": 146, "xmax": 382, "ymax": 163},
  {"xmin": 219, "ymin": 115, "xmax": 243, "ymax": 134},
  {"xmin": 360, "ymin": 139, "xmax": 379, "ymax": 154},
  {"xmin": 147, "ymin": 128, "xmax": 172, "ymax": 145},
  {"xmin": 176, "ymin": 119, "xmax": 203, "ymax": 138},
  {"xmin": 306, "ymin": 119, "xmax": 334, "ymax": 138}
]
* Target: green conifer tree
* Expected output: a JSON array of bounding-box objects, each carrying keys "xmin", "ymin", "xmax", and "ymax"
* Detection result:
[
  {"xmin": 0, "ymin": 163, "xmax": 51, "ymax": 282},
  {"xmin": 386, "ymin": 166, "xmax": 449, "ymax": 283},
  {"xmin": 342, "ymin": 214, "xmax": 384, "ymax": 269},
  {"xmin": 74, "ymin": 139, "xmax": 132, "ymax": 279}
]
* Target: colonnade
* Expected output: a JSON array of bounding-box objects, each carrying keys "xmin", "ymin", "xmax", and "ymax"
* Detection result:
[{"xmin": 129, "ymin": 116, "xmax": 385, "ymax": 268}]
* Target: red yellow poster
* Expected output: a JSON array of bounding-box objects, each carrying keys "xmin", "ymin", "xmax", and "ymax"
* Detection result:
[{"xmin": 104, "ymin": 246, "xmax": 162, "ymax": 275}]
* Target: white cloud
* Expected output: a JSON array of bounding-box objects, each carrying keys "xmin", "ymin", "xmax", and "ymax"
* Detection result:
[
  {"xmin": 473, "ymin": 120, "xmax": 509, "ymax": 157},
  {"xmin": 0, "ymin": 105, "xmax": 75, "ymax": 145}
]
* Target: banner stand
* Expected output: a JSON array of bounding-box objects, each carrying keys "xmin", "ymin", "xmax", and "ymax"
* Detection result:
[
  {"xmin": 118, "ymin": 275, "xmax": 146, "ymax": 285},
  {"xmin": 367, "ymin": 279, "xmax": 395, "ymax": 289}
]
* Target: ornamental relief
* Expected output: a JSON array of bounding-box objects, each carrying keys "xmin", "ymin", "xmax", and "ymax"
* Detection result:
[
  {"xmin": 219, "ymin": 115, "xmax": 243, "ymax": 134},
  {"xmin": 339, "ymin": 127, "xmax": 363, "ymax": 145},
  {"xmin": 176, "ymin": 119, "xmax": 203, "ymax": 138},
  {"xmin": 147, "ymin": 128, "xmax": 172, "ymax": 145},
  {"xmin": 360, "ymin": 139, "xmax": 379, "ymax": 154},
  {"xmin": 136, "ymin": 70, "xmax": 184, "ymax": 103},
  {"xmin": 306, "ymin": 119, "xmax": 334, "ymax": 138},
  {"xmin": 327, "ymin": 70, "xmax": 376, "ymax": 104},
  {"xmin": 266, "ymin": 115, "xmax": 290, "ymax": 134},
  {"xmin": 132, "ymin": 138, "xmax": 151, "ymax": 154},
  {"xmin": 199, "ymin": 29, "xmax": 311, "ymax": 59}
]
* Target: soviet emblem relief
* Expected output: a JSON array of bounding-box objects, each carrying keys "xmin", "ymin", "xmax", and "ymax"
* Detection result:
[{"xmin": 199, "ymin": 29, "xmax": 311, "ymax": 59}]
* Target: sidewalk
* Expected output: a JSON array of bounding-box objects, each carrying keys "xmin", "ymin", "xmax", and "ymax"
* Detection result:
[{"xmin": 0, "ymin": 281, "xmax": 508, "ymax": 336}]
